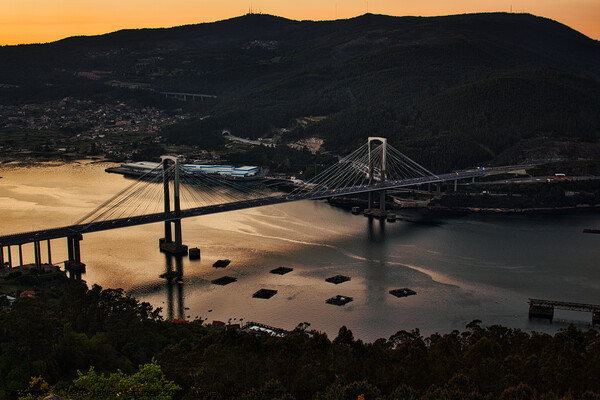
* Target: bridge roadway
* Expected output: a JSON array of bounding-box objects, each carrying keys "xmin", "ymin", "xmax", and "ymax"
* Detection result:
[{"xmin": 0, "ymin": 166, "xmax": 522, "ymax": 247}]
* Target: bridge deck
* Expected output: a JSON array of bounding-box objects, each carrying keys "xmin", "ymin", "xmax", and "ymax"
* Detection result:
[{"xmin": 0, "ymin": 165, "xmax": 528, "ymax": 246}]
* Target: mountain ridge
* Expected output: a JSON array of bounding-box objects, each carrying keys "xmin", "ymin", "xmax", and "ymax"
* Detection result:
[{"xmin": 1, "ymin": 12, "xmax": 599, "ymax": 170}]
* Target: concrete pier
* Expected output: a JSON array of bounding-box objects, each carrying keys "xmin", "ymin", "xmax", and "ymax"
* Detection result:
[
  {"xmin": 363, "ymin": 208, "xmax": 388, "ymax": 218},
  {"xmin": 0, "ymin": 246, "xmax": 13, "ymax": 268},
  {"xmin": 159, "ymin": 238, "xmax": 189, "ymax": 255},
  {"xmin": 34, "ymin": 241, "xmax": 41, "ymax": 267},
  {"xmin": 65, "ymin": 234, "xmax": 86, "ymax": 278},
  {"xmin": 528, "ymin": 298, "xmax": 600, "ymax": 325},
  {"xmin": 46, "ymin": 240, "xmax": 52, "ymax": 265},
  {"xmin": 160, "ymin": 156, "xmax": 188, "ymax": 255},
  {"xmin": 528, "ymin": 303, "xmax": 554, "ymax": 321}
]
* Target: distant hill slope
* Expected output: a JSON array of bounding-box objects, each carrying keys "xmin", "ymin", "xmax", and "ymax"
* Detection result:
[
  {"xmin": 1, "ymin": 12, "xmax": 599, "ymax": 170},
  {"xmin": 301, "ymin": 69, "xmax": 600, "ymax": 170}
]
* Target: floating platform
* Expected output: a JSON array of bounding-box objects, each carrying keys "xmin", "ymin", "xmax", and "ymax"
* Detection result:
[
  {"xmin": 326, "ymin": 295, "xmax": 353, "ymax": 306},
  {"xmin": 189, "ymin": 247, "xmax": 201, "ymax": 260},
  {"xmin": 389, "ymin": 288, "xmax": 417, "ymax": 298},
  {"xmin": 528, "ymin": 304, "xmax": 554, "ymax": 320},
  {"xmin": 213, "ymin": 259, "xmax": 231, "ymax": 268},
  {"xmin": 326, "ymin": 275, "xmax": 351, "ymax": 284},
  {"xmin": 253, "ymin": 289, "xmax": 278, "ymax": 299},
  {"xmin": 270, "ymin": 267, "xmax": 293, "ymax": 275},
  {"xmin": 211, "ymin": 276, "xmax": 237, "ymax": 286},
  {"xmin": 386, "ymin": 213, "xmax": 397, "ymax": 222}
]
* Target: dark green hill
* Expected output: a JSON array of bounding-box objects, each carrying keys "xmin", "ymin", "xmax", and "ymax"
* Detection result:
[
  {"xmin": 1, "ymin": 12, "xmax": 599, "ymax": 170},
  {"xmin": 300, "ymin": 69, "xmax": 600, "ymax": 171}
]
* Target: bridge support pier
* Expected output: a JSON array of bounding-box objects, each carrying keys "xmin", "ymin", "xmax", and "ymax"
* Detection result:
[
  {"xmin": 379, "ymin": 189, "xmax": 386, "ymax": 213},
  {"xmin": 159, "ymin": 156, "xmax": 188, "ymax": 255},
  {"xmin": 65, "ymin": 234, "xmax": 86, "ymax": 278},
  {"xmin": 593, "ymin": 311, "xmax": 600, "ymax": 326},
  {"xmin": 4, "ymin": 246, "xmax": 12, "ymax": 268},
  {"xmin": 1, "ymin": 246, "xmax": 14, "ymax": 268},
  {"xmin": 47, "ymin": 240, "xmax": 52, "ymax": 265},
  {"xmin": 159, "ymin": 234, "xmax": 188, "ymax": 255},
  {"xmin": 34, "ymin": 241, "xmax": 42, "ymax": 268}
]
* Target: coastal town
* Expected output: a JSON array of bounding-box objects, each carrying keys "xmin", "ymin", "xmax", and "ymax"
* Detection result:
[{"xmin": 0, "ymin": 96, "xmax": 190, "ymax": 160}]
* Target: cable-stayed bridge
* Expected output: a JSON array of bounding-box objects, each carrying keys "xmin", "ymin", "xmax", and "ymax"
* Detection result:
[{"xmin": 0, "ymin": 137, "xmax": 527, "ymax": 271}]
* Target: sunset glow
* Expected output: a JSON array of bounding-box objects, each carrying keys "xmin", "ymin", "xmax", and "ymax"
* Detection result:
[{"xmin": 1, "ymin": 0, "xmax": 599, "ymax": 45}]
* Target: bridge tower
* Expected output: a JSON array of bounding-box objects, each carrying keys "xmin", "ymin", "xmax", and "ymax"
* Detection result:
[
  {"xmin": 159, "ymin": 156, "xmax": 188, "ymax": 255},
  {"xmin": 366, "ymin": 137, "xmax": 387, "ymax": 216},
  {"xmin": 65, "ymin": 234, "xmax": 85, "ymax": 278}
]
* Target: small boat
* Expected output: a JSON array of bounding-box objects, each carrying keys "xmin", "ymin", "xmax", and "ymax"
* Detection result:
[{"xmin": 213, "ymin": 259, "xmax": 231, "ymax": 268}]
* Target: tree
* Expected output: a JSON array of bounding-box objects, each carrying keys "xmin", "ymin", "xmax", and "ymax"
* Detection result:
[
  {"xmin": 499, "ymin": 383, "xmax": 534, "ymax": 400},
  {"xmin": 64, "ymin": 360, "xmax": 180, "ymax": 400},
  {"xmin": 18, "ymin": 376, "xmax": 52, "ymax": 400},
  {"xmin": 315, "ymin": 380, "xmax": 383, "ymax": 400},
  {"xmin": 334, "ymin": 326, "xmax": 355, "ymax": 346}
]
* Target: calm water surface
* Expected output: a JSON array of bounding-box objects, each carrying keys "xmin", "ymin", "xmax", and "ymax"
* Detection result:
[{"xmin": 1, "ymin": 161, "xmax": 599, "ymax": 341}]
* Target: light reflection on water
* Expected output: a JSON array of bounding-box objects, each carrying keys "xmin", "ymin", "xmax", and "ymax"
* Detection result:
[{"xmin": 1, "ymin": 161, "xmax": 600, "ymax": 340}]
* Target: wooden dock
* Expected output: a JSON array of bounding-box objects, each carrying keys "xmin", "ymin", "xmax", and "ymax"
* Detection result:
[{"xmin": 528, "ymin": 298, "xmax": 600, "ymax": 325}]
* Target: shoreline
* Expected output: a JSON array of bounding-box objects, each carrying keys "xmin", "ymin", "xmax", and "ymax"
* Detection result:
[
  {"xmin": 0, "ymin": 157, "xmax": 121, "ymax": 171},
  {"xmin": 328, "ymin": 197, "xmax": 600, "ymax": 215},
  {"xmin": 426, "ymin": 204, "xmax": 600, "ymax": 214},
  {"xmin": 0, "ymin": 155, "xmax": 120, "ymax": 167}
]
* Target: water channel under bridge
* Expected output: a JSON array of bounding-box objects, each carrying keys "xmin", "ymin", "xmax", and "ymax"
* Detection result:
[{"xmin": 0, "ymin": 138, "xmax": 533, "ymax": 271}]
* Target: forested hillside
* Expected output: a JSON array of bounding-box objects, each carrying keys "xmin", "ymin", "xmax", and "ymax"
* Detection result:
[
  {"xmin": 1, "ymin": 12, "xmax": 599, "ymax": 171},
  {"xmin": 2, "ymin": 282, "xmax": 600, "ymax": 399}
]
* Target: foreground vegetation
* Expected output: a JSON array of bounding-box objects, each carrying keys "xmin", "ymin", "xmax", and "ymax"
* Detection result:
[{"xmin": 1, "ymin": 281, "xmax": 599, "ymax": 399}]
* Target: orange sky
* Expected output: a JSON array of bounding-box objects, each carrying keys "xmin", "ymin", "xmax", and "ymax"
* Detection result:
[{"xmin": 1, "ymin": 0, "xmax": 599, "ymax": 45}]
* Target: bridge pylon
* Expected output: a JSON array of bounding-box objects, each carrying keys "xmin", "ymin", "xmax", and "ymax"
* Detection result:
[
  {"xmin": 365, "ymin": 137, "xmax": 388, "ymax": 217},
  {"xmin": 159, "ymin": 156, "xmax": 188, "ymax": 255}
]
